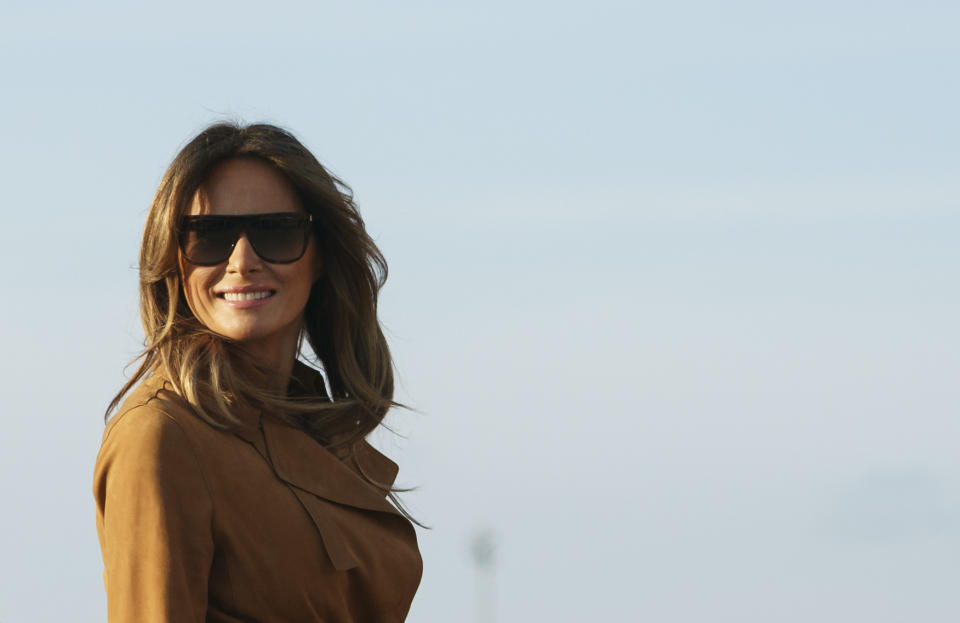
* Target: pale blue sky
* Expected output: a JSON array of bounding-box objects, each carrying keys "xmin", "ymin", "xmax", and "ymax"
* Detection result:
[{"xmin": 1, "ymin": 2, "xmax": 958, "ymax": 621}]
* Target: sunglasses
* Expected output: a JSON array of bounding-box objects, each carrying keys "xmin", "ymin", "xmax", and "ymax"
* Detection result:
[{"xmin": 178, "ymin": 213, "xmax": 314, "ymax": 266}]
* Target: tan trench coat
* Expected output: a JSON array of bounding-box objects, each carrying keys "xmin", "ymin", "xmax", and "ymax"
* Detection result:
[{"xmin": 93, "ymin": 363, "xmax": 422, "ymax": 622}]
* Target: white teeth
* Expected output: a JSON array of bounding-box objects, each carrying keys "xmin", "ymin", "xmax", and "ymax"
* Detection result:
[{"xmin": 222, "ymin": 291, "xmax": 272, "ymax": 301}]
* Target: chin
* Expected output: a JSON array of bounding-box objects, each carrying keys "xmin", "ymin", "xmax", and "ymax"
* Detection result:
[
  {"xmin": 215, "ymin": 324, "xmax": 269, "ymax": 343},
  {"xmin": 210, "ymin": 315, "xmax": 302, "ymax": 350}
]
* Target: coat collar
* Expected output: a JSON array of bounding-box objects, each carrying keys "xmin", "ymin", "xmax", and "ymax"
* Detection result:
[
  {"xmin": 259, "ymin": 417, "xmax": 402, "ymax": 517},
  {"xmin": 233, "ymin": 361, "xmax": 402, "ymax": 517},
  {"xmin": 135, "ymin": 363, "xmax": 403, "ymax": 518}
]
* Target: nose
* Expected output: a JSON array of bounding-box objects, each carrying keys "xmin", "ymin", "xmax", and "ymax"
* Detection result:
[{"xmin": 225, "ymin": 234, "xmax": 263, "ymax": 274}]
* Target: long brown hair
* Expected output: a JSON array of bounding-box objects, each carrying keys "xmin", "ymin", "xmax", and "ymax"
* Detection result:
[{"xmin": 108, "ymin": 122, "xmax": 399, "ymax": 457}]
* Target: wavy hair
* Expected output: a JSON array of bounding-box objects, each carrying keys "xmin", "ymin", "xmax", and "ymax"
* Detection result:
[{"xmin": 107, "ymin": 122, "xmax": 401, "ymax": 469}]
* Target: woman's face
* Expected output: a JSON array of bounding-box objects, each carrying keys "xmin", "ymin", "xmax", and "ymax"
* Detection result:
[{"xmin": 179, "ymin": 158, "xmax": 320, "ymax": 352}]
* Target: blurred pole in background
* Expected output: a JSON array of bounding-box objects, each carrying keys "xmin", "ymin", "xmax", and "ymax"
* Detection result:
[{"xmin": 470, "ymin": 528, "xmax": 497, "ymax": 623}]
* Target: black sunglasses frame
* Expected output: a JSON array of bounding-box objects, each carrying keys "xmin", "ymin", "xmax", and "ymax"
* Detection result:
[{"xmin": 178, "ymin": 213, "xmax": 314, "ymax": 266}]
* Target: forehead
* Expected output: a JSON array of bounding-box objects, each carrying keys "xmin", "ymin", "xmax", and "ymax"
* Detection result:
[{"xmin": 188, "ymin": 157, "xmax": 304, "ymax": 217}]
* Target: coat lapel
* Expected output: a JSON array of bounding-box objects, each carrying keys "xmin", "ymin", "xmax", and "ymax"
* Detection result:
[
  {"xmin": 259, "ymin": 417, "xmax": 407, "ymax": 571},
  {"xmin": 261, "ymin": 417, "xmax": 402, "ymax": 518}
]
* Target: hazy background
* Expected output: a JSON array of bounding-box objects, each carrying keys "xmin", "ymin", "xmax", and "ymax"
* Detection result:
[{"xmin": 2, "ymin": 1, "xmax": 958, "ymax": 621}]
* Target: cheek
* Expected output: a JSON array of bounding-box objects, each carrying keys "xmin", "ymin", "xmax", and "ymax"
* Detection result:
[
  {"xmin": 280, "ymin": 260, "xmax": 318, "ymax": 309},
  {"xmin": 303, "ymin": 247, "xmax": 323, "ymax": 293},
  {"xmin": 179, "ymin": 263, "xmax": 216, "ymax": 318}
]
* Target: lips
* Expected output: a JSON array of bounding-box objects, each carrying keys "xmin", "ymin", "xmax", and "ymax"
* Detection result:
[
  {"xmin": 221, "ymin": 290, "xmax": 274, "ymax": 302},
  {"xmin": 214, "ymin": 286, "xmax": 277, "ymax": 302}
]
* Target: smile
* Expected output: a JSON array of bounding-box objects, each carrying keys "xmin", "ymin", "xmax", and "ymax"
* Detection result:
[{"xmin": 220, "ymin": 290, "xmax": 275, "ymax": 301}]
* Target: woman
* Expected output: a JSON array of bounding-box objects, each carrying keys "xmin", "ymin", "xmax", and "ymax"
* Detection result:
[{"xmin": 93, "ymin": 123, "xmax": 423, "ymax": 622}]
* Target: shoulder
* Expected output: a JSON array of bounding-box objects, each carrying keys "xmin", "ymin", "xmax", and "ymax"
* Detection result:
[
  {"xmin": 98, "ymin": 374, "xmax": 213, "ymax": 469},
  {"xmin": 93, "ymin": 380, "xmax": 216, "ymax": 544},
  {"xmin": 94, "ymin": 375, "xmax": 218, "ymax": 505}
]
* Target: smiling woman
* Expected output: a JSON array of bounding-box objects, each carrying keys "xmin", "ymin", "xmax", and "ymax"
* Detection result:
[{"xmin": 93, "ymin": 123, "xmax": 422, "ymax": 622}]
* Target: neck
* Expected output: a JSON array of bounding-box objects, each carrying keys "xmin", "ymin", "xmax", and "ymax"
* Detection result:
[{"xmin": 236, "ymin": 329, "xmax": 301, "ymax": 395}]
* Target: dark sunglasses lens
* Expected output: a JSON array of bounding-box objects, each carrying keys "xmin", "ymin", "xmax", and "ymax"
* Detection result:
[
  {"xmin": 248, "ymin": 216, "xmax": 310, "ymax": 263},
  {"xmin": 182, "ymin": 221, "xmax": 238, "ymax": 265}
]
